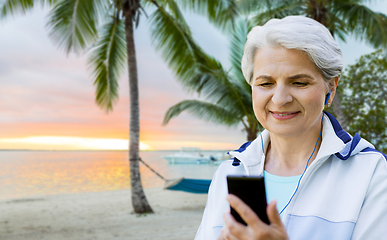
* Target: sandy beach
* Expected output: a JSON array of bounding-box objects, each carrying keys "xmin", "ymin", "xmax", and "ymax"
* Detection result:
[{"xmin": 0, "ymin": 187, "xmax": 208, "ymax": 240}]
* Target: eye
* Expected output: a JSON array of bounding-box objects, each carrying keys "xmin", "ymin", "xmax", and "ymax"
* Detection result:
[
  {"xmin": 293, "ymin": 82, "xmax": 308, "ymax": 87},
  {"xmin": 258, "ymin": 82, "xmax": 274, "ymax": 87}
]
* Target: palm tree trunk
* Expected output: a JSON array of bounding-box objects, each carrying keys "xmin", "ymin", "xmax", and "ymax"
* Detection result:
[
  {"xmin": 123, "ymin": 7, "xmax": 153, "ymax": 214},
  {"xmin": 246, "ymin": 128, "xmax": 258, "ymax": 142}
]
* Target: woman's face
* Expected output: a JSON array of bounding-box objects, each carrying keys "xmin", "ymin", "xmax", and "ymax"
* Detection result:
[{"xmin": 251, "ymin": 47, "xmax": 336, "ymax": 138}]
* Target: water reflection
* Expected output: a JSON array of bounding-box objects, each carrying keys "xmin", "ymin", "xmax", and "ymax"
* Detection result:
[{"xmin": 0, "ymin": 151, "xmax": 220, "ymax": 200}]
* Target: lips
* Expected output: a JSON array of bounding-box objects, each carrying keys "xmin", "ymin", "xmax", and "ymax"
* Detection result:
[{"xmin": 270, "ymin": 111, "xmax": 300, "ymax": 120}]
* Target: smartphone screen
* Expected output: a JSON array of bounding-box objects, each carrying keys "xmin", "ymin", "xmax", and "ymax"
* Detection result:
[{"xmin": 227, "ymin": 175, "xmax": 269, "ymax": 225}]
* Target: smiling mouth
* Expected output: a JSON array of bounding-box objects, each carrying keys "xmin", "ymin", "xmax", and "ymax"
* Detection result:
[
  {"xmin": 271, "ymin": 111, "xmax": 299, "ymax": 115},
  {"xmin": 270, "ymin": 111, "xmax": 300, "ymax": 119}
]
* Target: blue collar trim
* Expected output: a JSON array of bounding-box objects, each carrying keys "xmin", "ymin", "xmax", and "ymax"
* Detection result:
[
  {"xmin": 335, "ymin": 133, "xmax": 361, "ymax": 160},
  {"xmin": 323, "ymin": 111, "xmax": 351, "ymax": 143},
  {"xmin": 361, "ymin": 147, "xmax": 387, "ymax": 161},
  {"xmin": 233, "ymin": 141, "xmax": 252, "ymax": 153},
  {"xmin": 231, "ymin": 112, "xmax": 378, "ymax": 162},
  {"xmin": 323, "ymin": 111, "xmax": 363, "ymax": 160}
]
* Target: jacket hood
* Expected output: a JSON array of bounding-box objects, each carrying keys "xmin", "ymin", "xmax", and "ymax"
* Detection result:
[
  {"xmin": 228, "ymin": 111, "xmax": 375, "ymax": 175},
  {"xmin": 324, "ymin": 111, "xmax": 374, "ymax": 160}
]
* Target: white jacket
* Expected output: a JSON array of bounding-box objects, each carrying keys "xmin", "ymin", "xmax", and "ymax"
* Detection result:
[{"xmin": 195, "ymin": 112, "xmax": 387, "ymax": 240}]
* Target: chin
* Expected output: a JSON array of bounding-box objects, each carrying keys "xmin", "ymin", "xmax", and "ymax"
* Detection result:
[{"xmin": 266, "ymin": 125, "xmax": 303, "ymax": 138}]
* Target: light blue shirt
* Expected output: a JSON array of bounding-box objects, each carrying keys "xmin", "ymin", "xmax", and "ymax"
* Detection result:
[{"xmin": 263, "ymin": 171, "xmax": 301, "ymax": 215}]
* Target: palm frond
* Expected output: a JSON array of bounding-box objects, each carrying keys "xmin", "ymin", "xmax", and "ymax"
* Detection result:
[
  {"xmin": 163, "ymin": 99, "xmax": 241, "ymax": 125},
  {"xmin": 164, "ymin": 0, "xmax": 191, "ymax": 34},
  {"xmin": 325, "ymin": 10, "xmax": 348, "ymax": 41},
  {"xmin": 187, "ymin": 63, "xmax": 227, "ymax": 94},
  {"xmin": 149, "ymin": 5, "xmax": 195, "ymax": 82},
  {"xmin": 46, "ymin": 0, "xmax": 99, "ymax": 54},
  {"xmin": 142, "ymin": 0, "xmax": 189, "ymax": 28},
  {"xmin": 141, "ymin": 0, "xmax": 159, "ymax": 9},
  {"xmin": 150, "ymin": 5, "xmax": 255, "ymax": 124},
  {"xmin": 0, "ymin": 0, "xmax": 33, "ymax": 19},
  {"xmin": 149, "ymin": 5, "xmax": 222, "ymax": 86},
  {"xmin": 38, "ymin": 0, "xmax": 61, "ymax": 6},
  {"xmin": 92, "ymin": 0, "xmax": 111, "ymax": 24},
  {"xmin": 183, "ymin": 66, "xmax": 253, "ymax": 127},
  {"xmin": 236, "ymin": 0, "xmax": 286, "ymax": 15},
  {"xmin": 229, "ymin": 18, "xmax": 252, "ymax": 92},
  {"xmin": 214, "ymin": 75, "xmax": 253, "ymax": 118},
  {"xmin": 175, "ymin": 0, "xmax": 238, "ymax": 31},
  {"xmin": 212, "ymin": 0, "xmax": 239, "ymax": 31},
  {"xmin": 88, "ymin": 16, "xmax": 127, "ymax": 112},
  {"xmin": 250, "ymin": 0, "xmax": 305, "ymax": 25},
  {"xmin": 335, "ymin": 2, "xmax": 387, "ymax": 49}
]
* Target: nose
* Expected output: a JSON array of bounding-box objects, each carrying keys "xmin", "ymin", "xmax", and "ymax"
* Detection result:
[{"xmin": 271, "ymin": 85, "xmax": 293, "ymax": 106}]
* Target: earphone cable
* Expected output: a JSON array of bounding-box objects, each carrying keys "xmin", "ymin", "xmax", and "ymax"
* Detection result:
[{"xmin": 279, "ymin": 113, "xmax": 325, "ymax": 215}]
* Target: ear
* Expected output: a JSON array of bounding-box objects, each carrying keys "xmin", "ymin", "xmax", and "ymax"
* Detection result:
[{"xmin": 327, "ymin": 76, "xmax": 339, "ymax": 105}]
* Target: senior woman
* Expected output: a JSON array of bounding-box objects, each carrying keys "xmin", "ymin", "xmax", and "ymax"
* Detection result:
[{"xmin": 195, "ymin": 16, "xmax": 387, "ymax": 240}]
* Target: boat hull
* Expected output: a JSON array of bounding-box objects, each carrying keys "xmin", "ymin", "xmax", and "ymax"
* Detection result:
[{"xmin": 163, "ymin": 155, "xmax": 210, "ymax": 164}]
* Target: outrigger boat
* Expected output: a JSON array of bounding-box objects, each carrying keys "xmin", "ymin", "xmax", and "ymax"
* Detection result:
[{"xmin": 162, "ymin": 147, "xmax": 229, "ymax": 164}]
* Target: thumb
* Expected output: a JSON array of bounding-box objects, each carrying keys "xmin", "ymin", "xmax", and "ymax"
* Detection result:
[{"xmin": 267, "ymin": 200, "xmax": 282, "ymax": 226}]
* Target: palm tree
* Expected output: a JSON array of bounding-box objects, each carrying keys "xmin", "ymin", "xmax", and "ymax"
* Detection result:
[
  {"xmin": 0, "ymin": 0, "xmax": 237, "ymax": 213},
  {"xmin": 162, "ymin": 19, "xmax": 261, "ymax": 141},
  {"xmin": 1, "ymin": 0, "xmax": 154, "ymax": 214},
  {"xmin": 236, "ymin": 0, "xmax": 387, "ymax": 130}
]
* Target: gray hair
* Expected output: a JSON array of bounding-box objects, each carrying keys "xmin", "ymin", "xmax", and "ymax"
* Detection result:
[{"xmin": 241, "ymin": 16, "xmax": 343, "ymax": 84}]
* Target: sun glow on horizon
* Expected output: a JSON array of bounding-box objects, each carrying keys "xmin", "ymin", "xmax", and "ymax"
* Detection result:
[{"xmin": 0, "ymin": 136, "xmax": 152, "ymax": 151}]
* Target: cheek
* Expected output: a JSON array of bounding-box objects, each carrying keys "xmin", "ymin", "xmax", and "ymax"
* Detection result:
[
  {"xmin": 302, "ymin": 90, "xmax": 325, "ymax": 114},
  {"xmin": 252, "ymin": 88, "xmax": 267, "ymax": 121},
  {"xmin": 312, "ymin": 89, "xmax": 326, "ymax": 106}
]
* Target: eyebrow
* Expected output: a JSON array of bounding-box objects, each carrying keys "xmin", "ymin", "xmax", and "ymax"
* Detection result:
[
  {"xmin": 255, "ymin": 74, "xmax": 314, "ymax": 81},
  {"xmin": 288, "ymin": 74, "xmax": 314, "ymax": 80},
  {"xmin": 255, "ymin": 75, "xmax": 272, "ymax": 81}
]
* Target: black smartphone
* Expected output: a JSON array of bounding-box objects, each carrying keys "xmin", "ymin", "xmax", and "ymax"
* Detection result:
[{"xmin": 226, "ymin": 175, "xmax": 269, "ymax": 225}]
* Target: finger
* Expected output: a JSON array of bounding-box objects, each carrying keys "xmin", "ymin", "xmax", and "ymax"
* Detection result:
[
  {"xmin": 267, "ymin": 200, "xmax": 284, "ymax": 228},
  {"xmin": 217, "ymin": 227, "xmax": 227, "ymax": 240},
  {"xmin": 227, "ymin": 194, "xmax": 264, "ymax": 228},
  {"xmin": 218, "ymin": 224, "xmax": 239, "ymax": 240},
  {"xmin": 223, "ymin": 208, "xmax": 248, "ymax": 238},
  {"xmin": 223, "ymin": 209, "xmax": 238, "ymax": 227}
]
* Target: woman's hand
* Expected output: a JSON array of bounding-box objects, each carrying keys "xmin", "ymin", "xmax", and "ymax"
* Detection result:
[{"xmin": 217, "ymin": 194, "xmax": 289, "ymax": 240}]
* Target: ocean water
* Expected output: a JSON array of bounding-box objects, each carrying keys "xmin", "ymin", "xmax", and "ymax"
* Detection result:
[{"xmin": 0, "ymin": 150, "xmax": 223, "ymax": 200}]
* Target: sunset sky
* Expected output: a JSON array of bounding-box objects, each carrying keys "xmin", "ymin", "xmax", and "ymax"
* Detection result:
[{"xmin": 0, "ymin": 2, "xmax": 386, "ymax": 151}]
